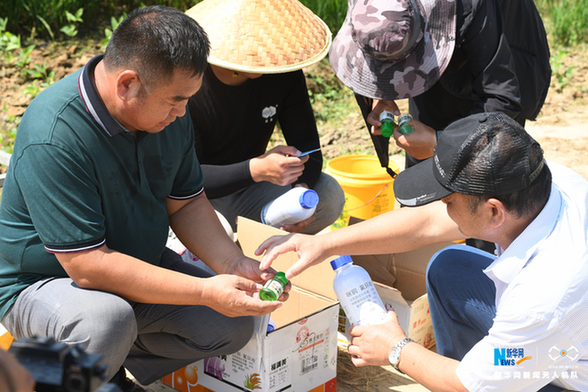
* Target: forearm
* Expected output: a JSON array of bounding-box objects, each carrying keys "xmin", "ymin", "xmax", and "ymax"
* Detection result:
[
  {"xmin": 58, "ymin": 246, "xmax": 207, "ymax": 305},
  {"xmin": 201, "ymin": 162, "xmax": 254, "ymax": 198},
  {"xmin": 169, "ymin": 193, "xmax": 244, "ymax": 274},
  {"xmin": 321, "ymin": 201, "xmax": 462, "ymax": 257},
  {"xmin": 400, "ymin": 343, "xmax": 467, "ymax": 392}
]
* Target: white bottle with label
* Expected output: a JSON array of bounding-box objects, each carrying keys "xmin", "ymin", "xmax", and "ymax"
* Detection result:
[
  {"xmin": 330, "ymin": 255, "xmax": 387, "ymax": 327},
  {"xmin": 261, "ymin": 187, "xmax": 319, "ymax": 228}
]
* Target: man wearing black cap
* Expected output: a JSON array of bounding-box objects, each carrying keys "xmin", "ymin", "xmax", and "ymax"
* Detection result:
[{"xmin": 257, "ymin": 112, "xmax": 588, "ymax": 391}]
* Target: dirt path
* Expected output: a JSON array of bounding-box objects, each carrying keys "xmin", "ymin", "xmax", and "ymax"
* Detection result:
[{"xmin": 526, "ymin": 108, "xmax": 588, "ymax": 180}]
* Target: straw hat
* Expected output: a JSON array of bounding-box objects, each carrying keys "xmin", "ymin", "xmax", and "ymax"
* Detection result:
[{"xmin": 185, "ymin": 0, "xmax": 332, "ymax": 73}]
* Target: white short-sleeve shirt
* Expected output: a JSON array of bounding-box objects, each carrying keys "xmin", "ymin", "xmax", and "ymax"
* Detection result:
[{"xmin": 456, "ymin": 162, "xmax": 588, "ymax": 391}]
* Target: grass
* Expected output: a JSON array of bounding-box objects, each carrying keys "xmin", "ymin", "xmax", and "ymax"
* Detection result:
[
  {"xmin": 1, "ymin": 0, "xmax": 587, "ymax": 160},
  {"xmin": 535, "ymin": 0, "xmax": 588, "ymax": 48}
]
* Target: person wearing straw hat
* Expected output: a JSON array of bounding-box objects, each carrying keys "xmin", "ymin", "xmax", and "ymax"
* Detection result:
[
  {"xmin": 0, "ymin": 7, "xmax": 289, "ymax": 392},
  {"xmin": 257, "ymin": 112, "xmax": 588, "ymax": 392},
  {"xmin": 329, "ymin": 0, "xmax": 551, "ymax": 172},
  {"xmin": 184, "ymin": 0, "xmax": 345, "ymax": 236}
]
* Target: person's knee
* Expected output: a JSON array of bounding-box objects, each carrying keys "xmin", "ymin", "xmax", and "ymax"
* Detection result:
[
  {"xmin": 427, "ymin": 245, "xmax": 496, "ymax": 295},
  {"xmin": 186, "ymin": 315, "xmax": 254, "ymax": 356},
  {"xmin": 313, "ymin": 174, "xmax": 345, "ymax": 223},
  {"xmin": 71, "ymin": 297, "xmax": 137, "ymax": 351},
  {"xmin": 426, "ymin": 247, "xmax": 450, "ymax": 284},
  {"xmin": 426, "ymin": 245, "xmax": 470, "ymax": 291},
  {"xmin": 222, "ymin": 316, "xmax": 254, "ymax": 354}
]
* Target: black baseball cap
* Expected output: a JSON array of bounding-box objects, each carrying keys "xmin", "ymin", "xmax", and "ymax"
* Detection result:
[{"xmin": 394, "ymin": 112, "xmax": 546, "ymax": 207}]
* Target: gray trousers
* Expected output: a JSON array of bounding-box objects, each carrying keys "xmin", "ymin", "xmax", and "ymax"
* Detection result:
[
  {"xmin": 2, "ymin": 248, "xmax": 254, "ymax": 385},
  {"xmin": 211, "ymin": 172, "xmax": 345, "ymax": 234}
]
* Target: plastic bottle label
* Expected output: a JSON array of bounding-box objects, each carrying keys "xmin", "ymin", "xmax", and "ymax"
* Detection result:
[
  {"xmin": 340, "ymin": 280, "xmax": 387, "ymax": 327},
  {"xmin": 379, "ymin": 111, "xmax": 394, "ymax": 122},
  {"xmin": 263, "ymin": 280, "xmax": 284, "ymax": 297}
]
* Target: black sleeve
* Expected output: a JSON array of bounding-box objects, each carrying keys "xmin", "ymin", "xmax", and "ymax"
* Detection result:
[
  {"xmin": 458, "ymin": 0, "xmax": 522, "ymax": 118},
  {"xmin": 200, "ymin": 161, "xmax": 254, "ymax": 199},
  {"xmin": 278, "ymin": 71, "xmax": 322, "ymax": 188}
]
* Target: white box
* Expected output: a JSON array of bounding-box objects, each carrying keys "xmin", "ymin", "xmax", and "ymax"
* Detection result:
[{"xmin": 162, "ymin": 217, "xmax": 339, "ymax": 392}]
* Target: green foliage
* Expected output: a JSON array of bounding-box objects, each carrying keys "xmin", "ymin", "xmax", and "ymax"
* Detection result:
[
  {"xmin": 1, "ymin": 0, "xmax": 98, "ymax": 40},
  {"xmin": 0, "ymin": 0, "xmax": 346, "ymax": 41},
  {"xmin": 550, "ymin": 49, "xmax": 579, "ymax": 93},
  {"xmin": 22, "ymin": 81, "xmax": 42, "ymax": 98},
  {"xmin": 300, "ymin": 0, "xmax": 348, "ymax": 34},
  {"xmin": 59, "ymin": 8, "xmax": 84, "ymax": 38},
  {"xmin": 306, "ymin": 59, "xmax": 356, "ymax": 126},
  {"xmin": 535, "ymin": 0, "xmax": 588, "ymax": 47},
  {"xmin": 0, "ymin": 18, "xmax": 22, "ymax": 53},
  {"xmin": 11, "ymin": 45, "xmax": 36, "ymax": 79},
  {"xmin": 100, "ymin": 14, "xmax": 127, "ymax": 48},
  {"xmin": 23, "ymin": 62, "xmax": 56, "ymax": 85},
  {"xmin": 1, "ymin": 105, "xmax": 19, "ymax": 155}
]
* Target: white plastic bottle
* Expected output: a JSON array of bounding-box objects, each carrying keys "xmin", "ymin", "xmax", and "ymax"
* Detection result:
[
  {"xmin": 261, "ymin": 187, "xmax": 319, "ymax": 228},
  {"xmin": 330, "ymin": 255, "xmax": 387, "ymax": 327}
]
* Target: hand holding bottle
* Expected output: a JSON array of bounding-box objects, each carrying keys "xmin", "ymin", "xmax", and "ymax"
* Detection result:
[
  {"xmin": 392, "ymin": 120, "xmax": 437, "ymax": 160},
  {"xmin": 367, "ymin": 99, "xmax": 400, "ymax": 136}
]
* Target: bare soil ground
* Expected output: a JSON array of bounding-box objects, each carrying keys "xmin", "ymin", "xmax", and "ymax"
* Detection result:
[
  {"xmin": 1, "ymin": 40, "xmax": 587, "ymax": 392},
  {"xmin": 2, "ymin": 42, "xmax": 587, "ymax": 177}
]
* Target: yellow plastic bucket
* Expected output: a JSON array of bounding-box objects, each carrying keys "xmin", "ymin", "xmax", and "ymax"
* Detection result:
[{"xmin": 326, "ymin": 155, "xmax": 399, "ymax": 228}]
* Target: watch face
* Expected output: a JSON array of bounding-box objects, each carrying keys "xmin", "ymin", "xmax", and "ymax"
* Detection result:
[
  {"xmin": 389, "ymin": 347, "xmax": 400, "ymax": 367},
  {"xmin": 389, "ymin": 338, "xmax": 414, "ymax": 370}
]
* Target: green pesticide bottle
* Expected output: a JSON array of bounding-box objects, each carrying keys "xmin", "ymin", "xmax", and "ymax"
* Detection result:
[
  {"xmin": 379, "ymin": 110, "xmax": 396, "ymax": 137},
  {"xmin": 260, "ymin": 272, "xmax": 289, "ymax": 301},
  {"xmin": 398, "ymin": 114, "xmax": 415, "ymax": 135}
]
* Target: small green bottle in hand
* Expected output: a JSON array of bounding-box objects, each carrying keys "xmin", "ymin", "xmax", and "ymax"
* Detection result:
[
  {"xmin": 260, "ymin": 272, "xmax": 289, "ymax": 301},
  {"xmin": 379, "ymin": 110, "xmax": 396, "ymax": 137},
  {"xmin": 398, "ymin": 114, "xmax": 415, "ymax": 135}
]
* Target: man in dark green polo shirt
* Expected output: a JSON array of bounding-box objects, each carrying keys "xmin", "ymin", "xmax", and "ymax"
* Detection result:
[{"xmin": 0, "ymin": 6, "xmax": 286, "ymax": 390}]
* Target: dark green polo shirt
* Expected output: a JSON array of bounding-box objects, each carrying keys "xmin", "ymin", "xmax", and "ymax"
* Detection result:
[{"xmin": 0, "ymin": 54, "xmax": 203, "ymax": 319}]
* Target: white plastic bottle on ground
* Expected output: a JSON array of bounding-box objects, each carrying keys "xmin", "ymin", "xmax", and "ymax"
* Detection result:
[
  {"xmin": 331, "ymin": 255, "xmax": 387, "ymax": 327},
  {"xmin": 261, "ymin": 187, "xmax": 319, "ymax": 228}
]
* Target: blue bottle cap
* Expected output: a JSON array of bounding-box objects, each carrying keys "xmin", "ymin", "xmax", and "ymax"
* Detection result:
[
  {"xmin": 330, "ymin": 255, "xmax": 353, "ymax": 270},
  {"xmin": 299, "ymin": 189, "xmax": 319, "ymax": 209}
]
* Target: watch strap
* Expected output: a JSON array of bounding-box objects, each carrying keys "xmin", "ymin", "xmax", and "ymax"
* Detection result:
[{"xmin": 389, "ymin": 337, "xmax": 415, "ymax": 373}]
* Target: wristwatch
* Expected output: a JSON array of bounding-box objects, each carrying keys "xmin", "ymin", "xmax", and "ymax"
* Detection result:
[{"xmin": 388, "ymin": 337, "xmax": 415, "ymax": 373}]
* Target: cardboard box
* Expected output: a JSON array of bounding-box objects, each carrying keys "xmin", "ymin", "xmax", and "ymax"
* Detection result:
[
  {"xmin": 162, "ymin": 217, "xmax": 339, "ymax": 392},
  {"xmin": 162, "ymin": 217, "xmax": 453, "ymax": 391}
]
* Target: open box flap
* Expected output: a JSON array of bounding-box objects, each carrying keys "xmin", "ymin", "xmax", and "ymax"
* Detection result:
[
  {"xmin": 236, "ymin": 216, "xmax": 337, "ymax": 300},
  {"xmin": 391, "ymin": 242, "xmax": 454, "ymax": 301},
  {"xmin": 349, "ymin": 254, "xmax": 396, "ymax": 288}
]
